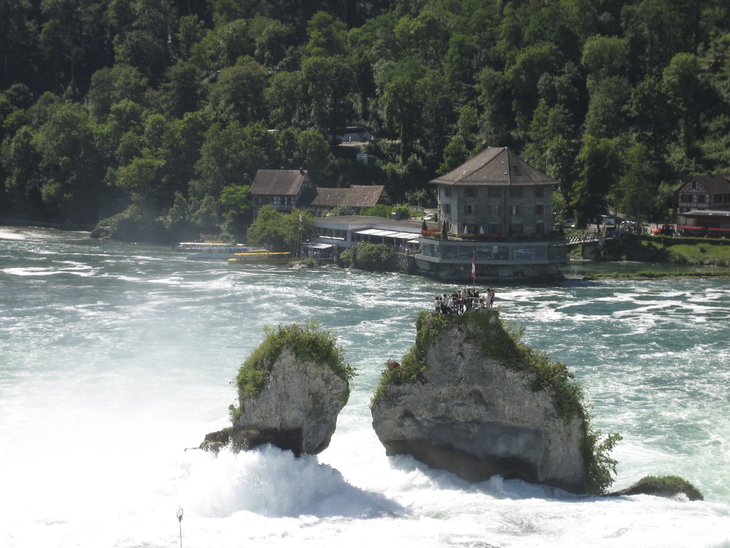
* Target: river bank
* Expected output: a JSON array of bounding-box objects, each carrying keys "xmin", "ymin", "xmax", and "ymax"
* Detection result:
[{"xmin": 562, "ymin": 260, "xmax": 730, "ymax": 279}]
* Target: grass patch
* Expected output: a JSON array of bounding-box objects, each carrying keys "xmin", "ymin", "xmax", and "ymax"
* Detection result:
[
  {"xmin": 232, "ymin": 320, "xmax": 355, "ymax": 421},
  {"xmin": 371, "ymin": 312, "xmax": 448, "ymax": 404},
  {"xmin": 582, "ymin": 268, "xmax": 730, "ymax": 279},
  {"xmin": 603, "ymin": 234, "xmax": 730, "ymax": 266}
]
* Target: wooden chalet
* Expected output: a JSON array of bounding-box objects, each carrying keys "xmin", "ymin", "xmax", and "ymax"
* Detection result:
[
  {"xmin": 250, "ymin": 169, "xmax": 316, "ymax": 214},
  {"xmin": 676, "ymin": 173, "xmax": 730, "ymax": 213}
]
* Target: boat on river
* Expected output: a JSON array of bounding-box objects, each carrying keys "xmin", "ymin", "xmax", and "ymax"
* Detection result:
[
  {"xmin": 228, "ymin": 250, "xmax": 292, "ymax": 265},
  {"xmin": 176, "ymin": 242, "xmax": 261, "ymax": 260}
]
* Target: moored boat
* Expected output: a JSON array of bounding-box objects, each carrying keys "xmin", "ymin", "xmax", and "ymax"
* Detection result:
[
  {"xmin": 176, "ymin": 242, "xmax": 261, "ymax": 259},
  {"xmin": 227, "ymin": 251, "xmax": 292, "ymax": 265}
]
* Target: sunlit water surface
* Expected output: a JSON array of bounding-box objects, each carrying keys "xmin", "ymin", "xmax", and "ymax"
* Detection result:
[{"xmin": 1, "ymin": 227, "xmax": 729, "ymax": 548}]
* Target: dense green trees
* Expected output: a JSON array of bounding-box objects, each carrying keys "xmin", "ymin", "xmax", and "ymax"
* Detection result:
[{"xmin": 1, "ymin": 0, "xmax": 729, "ymax": 238}]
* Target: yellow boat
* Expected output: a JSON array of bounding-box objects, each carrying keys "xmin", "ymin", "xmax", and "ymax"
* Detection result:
[{"xmin": 227, "ymin": 251, "xmax": 292, "ymax": 265}]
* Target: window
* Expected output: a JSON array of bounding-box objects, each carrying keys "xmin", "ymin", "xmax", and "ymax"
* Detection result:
[
  {"xmin": 467, "ymin": 188, "xmax": 476, "ymax": 197},
  {"xmin": 535, "ymin": 222, "xmax": 544, "ymax": 234},
  {"xmin": 698, "ymin": 195, "xmax": 706, "ymax": 203},
  {"xmin": 476, "ymin": 246, "xmax": 492, "ymax": 260},
  {"xmin": 535, "ymin": 187, "xmax": 544, "ymax": 198},
  {"xmin": 510, "ymin": 188, "xmax": 523, "ymax": 198},
  {"xmin": 514, "ymin": 246, "xmax": 530, "ymax": 260},
  {"xmin": 490, "ymin": 224, "xmax": 502, "ymax": 234},
  {"xmin": 488, "ymin": 188, "xmax": 501, "ymax": 198},
  {"xmin": 443, "ymin": 204, "xmax": 451, "ymax": 214},
  {"xmin": 511, "ymin": 205, "xmax": 520, "ymax": 215},
  {"xmin": 535, "ymin": 205, "xmax": 544, "ymax": 216},
  {"xmin": 680, "ymin": 194, "xmax": 692, "ymax": 202},
  {"xmin": 532, "ymin": 245, "xmax": 547, "ymax": 259},
  {"xmin": 464, "ymin": 205, "xmax": 476, "ymax": 215},
  {"xmin": 444, "ymin": 187, "xmax": 451, "ymax": 197},
  {"xmin": 494, "ymin": 246, "xmax": 509, "ymax": 259},
  {"xmin": 487, "ymin": 205, "xmax": 500, "ymax": 215}
]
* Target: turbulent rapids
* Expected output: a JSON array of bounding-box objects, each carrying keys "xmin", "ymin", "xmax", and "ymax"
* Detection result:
[{"xmin": 1, "ymin": 227, "xmax": 729, "ymax": 548}]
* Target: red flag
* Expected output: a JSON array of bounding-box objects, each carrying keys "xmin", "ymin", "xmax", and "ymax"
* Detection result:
[{"xmin": 471, "ymin": 251, "xmax": 476, "ymax": 281}]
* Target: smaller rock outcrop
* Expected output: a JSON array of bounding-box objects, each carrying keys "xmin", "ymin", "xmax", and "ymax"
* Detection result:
[
  {"xmin": 609, "ymin": 476, "xmax": 704, "ymax": 501},
  {"xmin": 203, "ymin": 321, "xmax": 354, "ymax": 456},
  {"xmin": 371, "ymin": 310, "xmax": 620, "ymax": 494}
]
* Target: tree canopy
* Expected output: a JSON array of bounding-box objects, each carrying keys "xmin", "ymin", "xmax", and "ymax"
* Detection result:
[{"xmin": 1, "ymin": 0, "xmax": 730, "ymax": 238}]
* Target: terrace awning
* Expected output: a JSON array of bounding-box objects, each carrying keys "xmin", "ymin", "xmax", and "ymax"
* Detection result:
[{"xmin": 355, "ymin": 229, "xmax": 419, "ymax": 239}]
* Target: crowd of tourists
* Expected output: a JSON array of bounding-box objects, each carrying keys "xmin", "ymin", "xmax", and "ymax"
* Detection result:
[{"xmin": 435, "ymin": 287, "xmax": 495, "ymax": 315}]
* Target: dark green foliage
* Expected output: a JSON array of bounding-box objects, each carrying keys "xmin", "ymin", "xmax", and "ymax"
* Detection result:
[
  {"xmin": 234, "ymin": 319, "xmax": 355, "ymax": 406},
  {"xmin": 372, "ymin": 311, "xmax": 447, "ymax": 404},
  {"xmin": 620, "ymin": 475, "xmax": 703, "ymax": 501},
  {"xmin": 1, "ymin": 1, "xmax": 730, "ymax": 235},
  {"xmin": 340, "ymin": 243, "xmax": 396, "ymax": 272},
  {"xmin": 246, "ymin": 205, "xmax": 313, "ymax": 251},
  {"xmin": 581, "ymin": 427, "xmax": 622, "ymax": 496}
]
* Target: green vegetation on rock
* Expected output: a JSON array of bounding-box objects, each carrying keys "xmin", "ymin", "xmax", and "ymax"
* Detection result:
[
  {"xmin": 232, "ymin": 320, "xmax": 355, "ymax": 419},
  {"xmin": 615, "ymin": 475, "xmax": 704, "ymax": 501}
]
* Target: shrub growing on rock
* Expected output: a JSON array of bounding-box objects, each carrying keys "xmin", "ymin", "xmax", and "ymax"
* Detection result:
[{"xmin": 233, "ymin": 319, "xmax": 354, "ymax": 406}]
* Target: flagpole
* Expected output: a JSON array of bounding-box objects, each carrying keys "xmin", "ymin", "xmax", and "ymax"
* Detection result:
[{"xmin": 471, "ymin": 251, "xmax": 476, "ymax": 287}]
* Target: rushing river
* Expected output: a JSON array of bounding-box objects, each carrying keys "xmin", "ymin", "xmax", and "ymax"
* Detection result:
[{"xmin": 1, "ymin": 227, "xmax": 729, "ymax": 548}]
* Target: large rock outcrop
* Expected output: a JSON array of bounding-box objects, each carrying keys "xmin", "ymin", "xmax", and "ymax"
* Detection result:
[
  {"xmin": 371, "ymin": 311, "xmax": 589, "ymax": 493},
  {"xmin": 203, "ymin": 322, "xmax": 353, "ymax": 456}
]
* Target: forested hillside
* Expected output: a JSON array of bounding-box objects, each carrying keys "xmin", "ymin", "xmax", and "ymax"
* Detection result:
[{"xmin": 1, "ymin": 0, "xmax": 729, "ymax": 241}]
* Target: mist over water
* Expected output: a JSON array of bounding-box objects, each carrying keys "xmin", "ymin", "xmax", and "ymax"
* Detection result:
[{"xmin": 1, "ymin": 227, "xmax": 729, "ymax": 548}]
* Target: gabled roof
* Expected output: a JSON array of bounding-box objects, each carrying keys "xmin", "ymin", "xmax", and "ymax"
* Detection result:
[
  {"xmin": 308, "ymin": 185, "xmax": 389, "ymax": 208},
  {"xmin": 250, "ymin": 169, "xmax": 310, "ymax": 196},
  {"xmin": 341, "ymin": 185, "xmax": 390, "ymax": 207},
  {"xmin": 309, "ymin": 188, "xmax": 349, "ymax": 207},
  {"xmin": 679, "ymin": 173, "xmax": 730, "ymax": 195},
  {"xmin": 430, "ymin": 147, "xmax": 559, "ymax": 186}
]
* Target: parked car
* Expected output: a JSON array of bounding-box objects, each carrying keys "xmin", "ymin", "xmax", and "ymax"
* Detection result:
[
  {"xmin": 601, "ymin": 215, "xmax": 616, "ymax": 225},
  {"xmin": 423, "ymin": 213, "xmax": 434, "ymax": 221},
  {"xmin": 563, "ymin": 218, "xmax": 575, "ymax": 228}
]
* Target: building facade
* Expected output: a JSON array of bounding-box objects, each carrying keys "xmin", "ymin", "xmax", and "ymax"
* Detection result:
[
  {"xmin": 432, "ymin": 147, "xmax": 556, "ymax": 236},
  {"xmin": 413, "ymin": 147, "xmax": 568, "ymax": 282},
  {"xmin": 250, "ymin": 169, "xmax": 316, "ymax": 214},
  {"xmin": 676, "ymin": 173, "xmax": 730, "ymax": 213}
]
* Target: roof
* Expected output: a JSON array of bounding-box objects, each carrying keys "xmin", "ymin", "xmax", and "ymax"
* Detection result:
[
  {"xmin": 250, "ymin": 169, "xmax": 310, "ymax": 196},
  {"xmin": 312, "ymin": 215, "xmax": 428, "ymax": 233},
  {"xmin": 680, "ymin": 174, "xmax": 730, "ymax": 195},
  {"xmin": 430, "ymin": 147, "xmax": 559, "ymax": 187},
  {"xmin": 308, "ymin": 185, "xmax": 389, "ymax": 208},
  {"xmin": 309, "ymin": 188, "xmax": 348, "ymax": 207}
]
